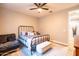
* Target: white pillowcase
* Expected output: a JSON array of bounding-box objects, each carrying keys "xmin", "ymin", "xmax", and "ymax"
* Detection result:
[
  {"xmin": 28, "ymin": 32, "xmax": 34, "ymax": 36},
  {"xmin": 21, "ymin": 31, "xmax": 26, "ymax": 36},
  {"xmin": 20, "ymin": 31, "xmax": 34, "ymax": 36}
]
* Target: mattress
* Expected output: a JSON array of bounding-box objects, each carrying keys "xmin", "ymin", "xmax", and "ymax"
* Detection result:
[{"xmin": 19, "ymin": 35, "xmax": 35, "ymax": 50}]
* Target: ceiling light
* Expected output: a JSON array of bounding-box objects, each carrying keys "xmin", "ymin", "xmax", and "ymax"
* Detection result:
[{"xmin": 37, "ymin": 8, "xmax": 42, "ymax": 13}]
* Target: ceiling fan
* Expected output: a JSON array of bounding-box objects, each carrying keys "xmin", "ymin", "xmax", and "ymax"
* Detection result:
[{"xmin": 29, "ymin": 3, "xmax": 49, "ymax": 11}]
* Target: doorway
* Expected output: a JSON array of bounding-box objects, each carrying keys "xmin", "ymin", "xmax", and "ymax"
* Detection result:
[{"xmin": 68, "ymin": 9, "xmax": 79, "ymax": 56}]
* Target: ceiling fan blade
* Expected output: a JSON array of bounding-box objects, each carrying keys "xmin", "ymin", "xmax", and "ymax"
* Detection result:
[
  {"xmin": 41, "ymin": 8, "xmax": 49, "ymax": 10},
  {"xmin": 34, "ymin": 3, "xmax": 39, "ymax": 7},
  {"xmin": 29, "ymin": 8, "xmax": 38, "ymax": 10},
  {"xmin": 41, "ymin": 3, "xmax": 47, "ymax": 7}
]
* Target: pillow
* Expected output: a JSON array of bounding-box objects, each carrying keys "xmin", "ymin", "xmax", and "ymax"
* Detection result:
[
  {"xmin": 21, "ymin": 32, "xmax": 26, "ymax": 36},
  {"xmin": 25, "ymin": 32, "xmax": 28, "ymax": 35},
  {"xmin": 7, "ymin": 34, "xmax": 16, "ymax": 42},
  {"xmin": 21, "ymin": 32, "xmax": 34, "ymax": 36},
  {"xmin": 0, "ymin": 35, "xmax": 7, "ymax": 44},
  {"xmin": 36, "ymin": 32, "xmax": 40, "ymax": 35},
  {"xmin": 33, "ymin": 31, "xmax": 40, "ymax": 35},
  {"xmin": 28, "ymin": 32, "xmax": 34, "ymax": 36}
]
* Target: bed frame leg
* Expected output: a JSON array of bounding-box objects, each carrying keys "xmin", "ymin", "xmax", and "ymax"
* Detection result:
[{"xmin": 31, "ymin": 50, "xmax": 32, "ymax": 55}]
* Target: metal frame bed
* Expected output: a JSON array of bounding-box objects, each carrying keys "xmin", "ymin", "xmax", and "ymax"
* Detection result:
[{"xmin": 18, "ymin": 25, "xmax": 50, "ymax": 55}]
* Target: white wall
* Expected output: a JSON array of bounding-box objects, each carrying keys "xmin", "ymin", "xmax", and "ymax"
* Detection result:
[
  {"xmin": 38, "ymin": 11, "xmax": 68, "ymax": 44},
  {"xmin": 0, "ymin": 7, "xmax": 70, "ymax": 44},
  {"xmin": 0, "ymin": 7, "xmax": 38, "ymax": 37}
]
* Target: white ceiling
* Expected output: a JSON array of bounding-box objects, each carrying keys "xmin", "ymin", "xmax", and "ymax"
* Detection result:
[{"xmin": 0, "ymin": 3, "xmax": 79, "ymax": 18}]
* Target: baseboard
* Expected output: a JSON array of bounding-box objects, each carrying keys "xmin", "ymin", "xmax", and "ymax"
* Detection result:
[{"xmin": 51, "ymin": 40, "xmax": 68, "ymax": 47}]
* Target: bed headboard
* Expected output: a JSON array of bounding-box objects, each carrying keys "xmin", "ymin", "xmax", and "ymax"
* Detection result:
[{"xmin": 18, "ymin": 25, "xmax": 34, "ymax": 37}]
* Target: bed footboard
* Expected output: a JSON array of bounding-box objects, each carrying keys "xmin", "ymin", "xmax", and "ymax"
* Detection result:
[{"xmin": 31, "ymin": 34, "xmax": 50, "ymax": 55}]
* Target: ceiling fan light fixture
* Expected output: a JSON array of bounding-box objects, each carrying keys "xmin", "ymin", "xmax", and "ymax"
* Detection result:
[
  {"xmin": 37, "ymin": 8, "xmax": 42, "ymax": 12},
  {"xmin": 29, "ymin": 3, "xmax": 48, "ymax": 13}
]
